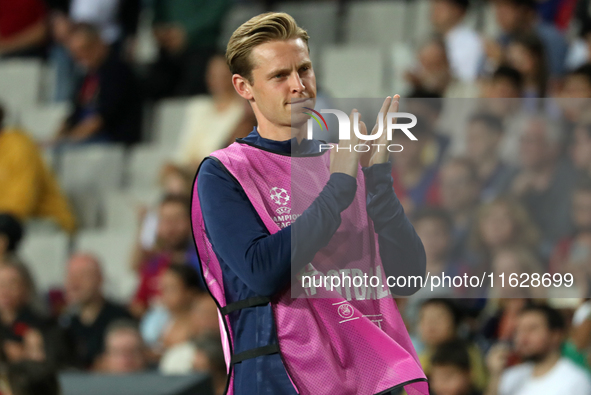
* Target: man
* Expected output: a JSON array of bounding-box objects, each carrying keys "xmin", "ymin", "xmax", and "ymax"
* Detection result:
[
  {"xmin": 143, "ymin": 0, "xmax": 230, "ymax": 99},
  {"xmin": 430, "ymin": 340, "xmax": 481, "ymax": 395},
  {"xmin": 131, "ymin": 194, "xmax": 199, "ymax": 318},
  {"xmin": 486, "ymin": 304, "xmax": 591, "ymax": 395},
  {"xmin": 430, "ymin": 0, "xmax": 484, "ymax": 83},
  {"xmin": 60, "ymin": 253, "xmax": 132, "ymax": 369},
  {"xmin": 192, "ymin": 12, "xmax": 428, "ymax": 395},
  {"xmin": 492, "ymin": 0, "xmax": 568, "ymax": 78},
  {"xmin": 55, "ymin": 23, "xmax": 141, "ymax": 145},
  {"xmin": 509, "ymin": 115, "xmax": 576, "ymax": 257},
  {"xmin": 0, "ymin": 105, "xmax": 76, "ymax": 233},
  {"xmin": 101, "ymin": 320, "xmax": 146, "ymax": 374},
  {"xmin": 464, "ymin": 113, "xmax": 514, "ymax": 202}
]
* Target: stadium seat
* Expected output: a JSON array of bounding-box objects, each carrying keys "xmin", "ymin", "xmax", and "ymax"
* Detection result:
[
  {"xmin": 218, "ymin": 2, "xmax": 266, "ymax": 50},
  {"xmin": 76, "ymin": 229, "xmax": 138, "ymax": 302},
  {"xmin": 0, "ymin": 59, "xmax": 44, "ymax": 121},
  {"xmin": 321, "ymin": 45, "xmax": 385, "ymax": 97},
  {"xmin": 128, "ymin": 144, "xmax": 171, "ymax": 191},
  {"xmin": 104, "ymin": 189, "xmax": 161, "ymax": 231},
  {"xmin": 344, "ymin": 1, "xmax": 408, "ymax": 48},
  {"xmin": 152, "ymin": 98, "xmax": 192, "ymax": 148},
  {"xmin": 59, "ymin": 144, "xmax": 126, "ymax": 228},
  {"xmin": 272, "ymin": 2, "xmax": 339, "ymax": 47},
  {"xmin": 20, "ymin": 103, "xmax": 71, "ymax": 142},
  {"xmin": 20, "ymin": 231, "xmax": 71, "ymax": 293}
]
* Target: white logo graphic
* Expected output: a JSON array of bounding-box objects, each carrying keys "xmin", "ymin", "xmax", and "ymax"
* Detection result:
[
  {"xmin": 337, "ymin": 304, "xmax": 355, "ymax": 319},
  {"xmin": 270, "ymin": 187, "xmax": 290, "ymax": 206}
]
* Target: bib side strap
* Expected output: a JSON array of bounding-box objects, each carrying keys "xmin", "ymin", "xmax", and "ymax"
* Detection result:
[
  {"xmin": 220, "ymin": 296, "xmax": 271, "ymax": 315},
  {"xmin": 230, "ymin": 344, "xmax": 281, "ymax": 365}
]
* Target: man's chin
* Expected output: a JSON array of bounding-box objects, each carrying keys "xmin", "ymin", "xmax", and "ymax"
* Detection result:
[{"xmin": 520, "ymin": 352, "xmax": 546, "ymax": 363}]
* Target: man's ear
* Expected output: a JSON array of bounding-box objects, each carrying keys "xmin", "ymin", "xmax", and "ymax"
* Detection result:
[{"xmin": 232, "ymin": 74, "xmax": 254, "ymax": 101}]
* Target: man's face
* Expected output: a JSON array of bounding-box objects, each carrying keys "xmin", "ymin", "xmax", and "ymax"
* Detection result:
[
  {"xmin": 157, "ymin": 202, "xmax": 191, "ymax": 251},
  {"xmin": 430, "ymin": 365, "xmax": 472, "ymax": 395},
  {"xmin": 572, "ymin": 191, "xmax": 591, "ymax": 231},
  {"xmin": 65, "ymin": 257, "xmax": 102, "ymax": 306},
  {"xmin": 430, "ymin": 0, "xmax": 464, "ymax": 33},
  {"xmin": 519, "ymin": 120, "xmax": 555, "ymax": 169},
  {"xmin": 0, "ymin": 266, "xmax": 27, "ymax": 312},
  {"xmin": 440, "ymin": 163, "xmax": 478, "ymax": 212},
  {"xmin": 104, "ymin": 330, "xmax": 145, "ymax": 374},
  {"xmin": 415, "ymin": 218, "xmax": 450, "ymax": 264},
  {"xmin": 514, "ymin": 311, "xmax": 560, "ymax": 361},
  {"xmin": 68, "ymin": 33, "xmax": 100, "ymax": 69},
  {"xmin": 246, "ymin": 38, "xmax": 317, "ymax": 131},
  {"xmin": 466, "ymin": 121, "xmax": 502, "ymax": 160},
  {"xmin": 494, "ymin": 2, "xmax": 523, "ymax": 33}
]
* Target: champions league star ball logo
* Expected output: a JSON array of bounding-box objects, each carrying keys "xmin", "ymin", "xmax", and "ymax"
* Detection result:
[{"xmin": 270, "ymin": 187, "xmax": 290, "ymax": 206}]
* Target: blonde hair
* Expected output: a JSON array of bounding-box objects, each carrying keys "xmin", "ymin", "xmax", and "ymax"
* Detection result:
[{"xmin": 226, "ymin": 12, "xmax": 309, "ymax": 84}]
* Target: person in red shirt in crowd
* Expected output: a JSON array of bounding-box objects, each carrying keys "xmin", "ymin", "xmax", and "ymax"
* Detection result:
[
  {"xmin": 130, "ymin": 194, "xmax": 199, "ymax": 318},
  {"xmin": 0, "ymin": 0, "xmax": 48, "ymax": 58}
]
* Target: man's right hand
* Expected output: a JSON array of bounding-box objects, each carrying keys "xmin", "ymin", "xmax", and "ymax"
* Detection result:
[{"xmin": 329, "ymin": 109, "xmax": 365, "ymax": 178}]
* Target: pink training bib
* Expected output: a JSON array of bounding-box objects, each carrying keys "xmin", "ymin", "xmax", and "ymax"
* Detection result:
[{"xmin": 191, "ymin": 141, "xmax": 429, "ymax": 395}]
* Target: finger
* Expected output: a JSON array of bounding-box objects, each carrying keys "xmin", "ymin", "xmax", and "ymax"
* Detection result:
[{"xmin": 373, "ymin": 96, "xmax": 392, "ymax": 136}]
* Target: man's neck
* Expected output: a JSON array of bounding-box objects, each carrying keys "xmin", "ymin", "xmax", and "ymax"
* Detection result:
[
  {"xmin": 532, "ymin": 350, "xmax": 561, "ymax": 377},
  {"xmin": 79, "ymin": 295, "xmax": 105, "ymax": 325}
]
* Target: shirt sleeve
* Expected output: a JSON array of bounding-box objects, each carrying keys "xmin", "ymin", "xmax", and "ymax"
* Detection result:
[
  {"xmin": 197, "ymin": 158, "xmax": 357, "ymax": 297},
  {"xmin": 362, "ymin": 161, "xmax": 426, "ymax": 296}
]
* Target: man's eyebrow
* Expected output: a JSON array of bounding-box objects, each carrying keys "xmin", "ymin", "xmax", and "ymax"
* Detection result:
[{"xmin": 266, "ymin": 61, "xmax": 313, "ymax": 78}]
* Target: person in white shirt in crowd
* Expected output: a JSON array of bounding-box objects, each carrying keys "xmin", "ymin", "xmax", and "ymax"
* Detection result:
[
  {"xmin": 172, "ymin": 53, "xmax": 255, "ymax": 173},
  {"xmin": 486, "ymin": 304, "xmax": 591, "ymax": 395},
  {"xmin": 430, "ymin": 0, "xmax": 484, "ymax": 83}
]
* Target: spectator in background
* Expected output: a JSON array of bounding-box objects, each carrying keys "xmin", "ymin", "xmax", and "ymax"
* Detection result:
[
  {"xmin": 6, "ymin": 361, "xmax": 60, "ymax": 395},
  {"xmin": 54, "ymin": 23, "xmax": 142, "ymax": 145},
  {"xmin": 0, "ymin": 0, "xmax": 48, "ymax": 58},
  {"xmin": 486, "ymin": 305, "xmax": 591, "ymax": 395},
  {"xmin": 157, "ymin": 264, "xmax": 203, "ymax": 374},
  {"xmin": 490, "ymin": 0, "xmax": 568, "ymax": 79},
  {"xmin": 0, "ymin": 214, "xmax": 24, "ymax": 266},
  {"xmin": 490, "ymin": 246, "xmax": 546, "ymax": 298},
  {"xmin": 465, "ymin": 113, "xmax": 514, "ymax": 202},
  {"xmin": 60, "ymin": 253, "xmax": 131, "ymax": 369},
  {"xmin": 0, "ymin": 263, "xmax": 45, "ymax": 364},
  {"xmin": 158, "ymin": 294, "xmax": 218, "ymax": 375},
  {"xmin": 430, "ymin": 0, "xmax": 484, "ymax": 83},
  {"xmin": 509, "ymin": 115, "xmax": 576, "ymax": 257},
  {"xmin": 469, "ymin": 197, "xmax": 539, "ymax": 270},
  {"xmin": 46, "ymin": 0, "xmax": 141, "ymax": 102},
  {"xmin": 143, "ymin": 0, "xmax": 230, "ymax": 99},
  {"xmin": 571, "ymin": 299, "xmax": 591, "ymax": 366},
  {"xmin": 47, "ymin": 0, "xmax": 140, "ymax": 49},
  {"xmin": 391, "ymin": 116, "xmax": 441, "ymax": 215},
  {"xmin": 505, "ymin": 33, "xmax": 548, "ymax": 98},
  {"xmin": 172, "ymin": 54, "xmax": 255, "ymax": 172},
  {"xmin": 485, "ymin": 66, "xmax": 524, "ymax": 99},
  {"xmin": 418, "ymin": 299, "xmax": 488, "ymax": 392},
  {"xmin": 549, "ymin": 180, "xmax": 591, "ymax": 296},
  {"xmin": 406, "ymin": 38, "xmax": 452, "ymax": 96},
  {"xmin": 192, "ymin": 333, "xmax": 226, "ymax": 395},
  {"xmin": 558, "ymin": 66, "xmax": 591, "ymax": 129},
  {"xmin": 413, "ymin": 208, "xmax": 456, "ymax": 280},
  {"xmin": 439, "ymin": 157, "xmax": 481, "ymax": 260},
  {"xmin": 0, "ymin": 105, "xmax": 76, "ymax": 234},
  {"xmin": 99, "ymin": 320, "xmax": 146, "ymax": 374},
  {"xmin": 430, "ymin": 339, "xmax": 482, "ymax": 395},
  {"xmin": 131, "ymin": 194, "xmax": 197, "ymax": 318}
]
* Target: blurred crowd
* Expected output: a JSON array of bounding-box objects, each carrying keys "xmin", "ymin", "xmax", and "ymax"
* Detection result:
[{"xmin": 1, "ymin": 0, "xmax": 591, "ymax": 395}]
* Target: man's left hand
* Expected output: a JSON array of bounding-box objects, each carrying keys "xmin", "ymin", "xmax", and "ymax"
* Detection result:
[{"xmin": 360, "ymin": 94, "xmax": 400, "ymax": 168}]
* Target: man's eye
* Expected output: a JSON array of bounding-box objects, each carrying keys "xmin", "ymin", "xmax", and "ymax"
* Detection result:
[{"xmin": 275, "ymin": 73, "xmax": 285, "ymax": 79}]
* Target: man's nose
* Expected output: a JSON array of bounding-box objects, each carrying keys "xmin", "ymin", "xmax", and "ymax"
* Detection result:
[{"xmin": 289, "ymin": 72, "xmax": 305, "ymax": 93}]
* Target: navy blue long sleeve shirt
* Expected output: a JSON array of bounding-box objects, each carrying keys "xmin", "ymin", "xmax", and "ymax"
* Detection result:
[{"xmin": 197, "ymin": 127, "xmax": 426, "ymax": 395}]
